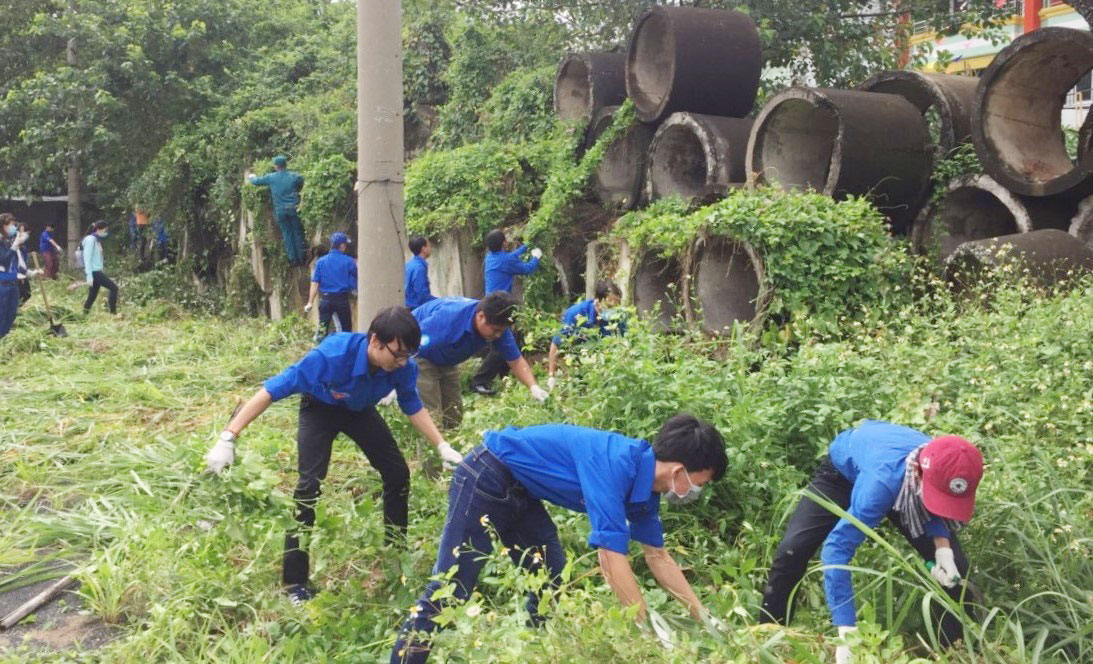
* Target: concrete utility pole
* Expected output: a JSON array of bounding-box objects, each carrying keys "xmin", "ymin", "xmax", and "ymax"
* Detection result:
[
  {"xmin": 356, "ymin": 0, "xmax": 407, "ymax": 324},
  {"xmin": 66, "ymin": 0, "xmax": 81, "ymax": 263}
]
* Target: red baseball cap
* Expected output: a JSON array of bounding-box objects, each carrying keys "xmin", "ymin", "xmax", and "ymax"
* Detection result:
[{"xmin": 919, "ymin": 435, "xmax": 983, "ymax": 522}]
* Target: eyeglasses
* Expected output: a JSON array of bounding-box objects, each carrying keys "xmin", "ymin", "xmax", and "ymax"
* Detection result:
[{"xmin": 383, "ymin": 342, "xmax": 417, "ymax": 361}]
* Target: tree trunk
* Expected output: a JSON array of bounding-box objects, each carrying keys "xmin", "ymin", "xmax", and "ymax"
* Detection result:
[{"xmin": 65, "ymin": 2, "xmax": 80, "ymax": 264}]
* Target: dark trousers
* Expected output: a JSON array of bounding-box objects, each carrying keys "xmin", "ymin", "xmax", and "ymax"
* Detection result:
[
  {"xmin": 392, "ymin": 446, "xmax": 566, "ymax": 664},
  {"xmin": 274, "ymin": 209, "xmax": 306, "ymax": 265},
  {"xmin": 84, "ymin": 271, "xmax": 118, "ymax": 314},
  {"xmin": 284, "ymin": 396, "xmax": 411, "ymax": 587},
  {"xmin": 318, "ymin": 293, "xmax": 352, "ymax": 337},
  {"xmin": 471, "ymin": 329, "xmax": 523, "ymax": 387},
  {"xmin": 759, "ymin": 456, "xmax": 972, "ymax": 644},
  {"xmin": 17, "ymin": 278, "xmax": 31, "ymax": 304},
  {"xmin": 0, "ymin": 281, "xmax": 18, "ymax": 338},
  {"xmin": 43, "ymin": 251, "xmax": 58, "ymax": 279}
]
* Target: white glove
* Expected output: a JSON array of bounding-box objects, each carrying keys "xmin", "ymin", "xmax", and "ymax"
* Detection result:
[
  {"xmin": 546, "ymin": 375, "xmax": 556, "ymax": 391},
  {"xmin": 303, "ymin": 302, "xmax": 313, "ymax": 314},
  {"xmin": 378, "ymin": 389, "xmax": 397, "ymax": 407},
  {"xmin": 12, "ymin": 232, "xmax": 27, "ymax": 247},
  {"xmin": 931, "ymin": 547, "xmax": 960, "ymax": 588},
  {"xmin": 437, "ymin": 441, "xmax": 463, "ymax": 466},
  {"xmin": 529, "ymin": 385, "xmax": 549, "ymax": 403},
  {"xmin": 204, "ymin": 432, "xmax": 236, "ymax": 473},
  {"xmin": 86, "ymin": 276, "xmax": 93, "ymax": 286},
  {"xmin": 27, "ymin": 269, "xmax": 43, "ymax": 277},
  {"xmin": 530, "ymin": 247, "xmax": 543, "ymax": 259},
  {"xmin": 835, "ymin": 626, "xmax": 856, "ymax": 664}
]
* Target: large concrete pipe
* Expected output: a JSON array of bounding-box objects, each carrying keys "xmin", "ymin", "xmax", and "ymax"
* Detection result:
[
  {"xmin": 859, "ymin": 70, "xmax": 978, "ymax": 157},
  {"xmin": 632, "ymin": 253, "xmax": 683, "ymax": 331},
  {"xmin": 646, "ymin": 112, "xmax": 753, "ymax": 202},
  {"xmin": 973, "ymin": 28, "xmax": 1093, "ymax": 198},
  {"xmin": 1078, "ymin": 110, "xmax": 1093, "ymax": 163},
  {"xmin": 588, "ymin": 105, "xmax": 656, "ymax": 210},
  {"xmin": 746, "ymin": 87, "xmax": 933, "ymax": 233},
  {"xmin": 625, "ymin": 6, "xmax": 761, "ymax": 124},
  {"xmin": 691, "ymin": 235, "xmax": 768, "ymax": 334},
  {"xmin": 945, "ymin": 229, "xmax": 1093, "ymax": 289},
  {"xmin": 1068, "ymin": 195, "xmax": 1093, "ymax": 247},
  {"xmin": 912, "ymin": 175, "xmax": 1077, "ymax": 260},
  {"xmin": 553, "ymin": 53, "xmax": 627, "ymax": 122}
]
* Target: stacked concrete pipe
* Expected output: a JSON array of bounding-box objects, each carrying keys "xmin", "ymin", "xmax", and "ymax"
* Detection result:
[
  {"xmin": 645, "ymin": 112, "xmax": 753, "ymax": 202},
  {"xmin": 690, "ymin": 235, "xmax": 769, "ymax": 334},
  {"xmin": 746, "ymin": 87, "xmax": 933, "ymax": 233},
  {"xmin": 859, "ymin": 70, "xmax": 978, "ymax": 157},
  {"xmin": 553, "ymin": 52, "xmax": 628, "ymax": 122},
  {"xmin": 912, "ymin": 175, "xmax": 1078, "ymax": 260},
  {"xmin": 973, "ymin": 28, "xmax": 1093, "ymax": 199},
  {"xmin": 625, "ymin": 6, "xmax": 761, "ymax": 123},
  {"xmin": 588, "ymin": 105, "xmax": 656, "ymax": 210},
  {"xmin": 632, "ymin": 253, "xmax": 683, "ymax": 331},
  {"xmin": 945, "ymin": 229, "xmax": 1093, "ymax": 290}
]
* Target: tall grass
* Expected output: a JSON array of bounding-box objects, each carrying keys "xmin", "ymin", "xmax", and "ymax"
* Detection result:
[{"xmin": 0, "ymin": 271, "xmax": 1089, "ymax": 663}]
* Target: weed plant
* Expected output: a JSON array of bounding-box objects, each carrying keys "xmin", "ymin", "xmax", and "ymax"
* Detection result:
[{"xmin": 0, "ymin": 268, "xmax": 1089, "ymax": 662}]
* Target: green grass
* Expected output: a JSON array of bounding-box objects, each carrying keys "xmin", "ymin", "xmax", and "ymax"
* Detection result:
[{"xmin": 0, "ymin": 270, "xmax": 1090, "ymax": 663}]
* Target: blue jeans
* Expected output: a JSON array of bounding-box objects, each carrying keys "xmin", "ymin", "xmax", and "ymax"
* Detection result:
[
  {"xmin": 391, "ymin": 446, "xmax": 566, "ymax": 664},
  {"xmin": 0, "ymin": 281, "xmax": 18, "ymax": 338},
  {"xmin": 274, "ymin": 208, "xmax": 306, "ymax": 264}
]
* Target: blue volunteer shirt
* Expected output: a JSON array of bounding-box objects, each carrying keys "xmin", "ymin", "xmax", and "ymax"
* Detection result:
[
  {"xmin": 484, "ymin": 244, "xmax": 540, "ymax": 294},
  {"xmin": 249, "ymin": 170, "xmax": 304, "ymax": 211},
  {"xmin": 484, "ymin": 424, "xmax": 663, "ymax": 554},
  {"xmin": 263, "ymin": 332, "xmax": 423, "ymax": 415},
  {"xmin": 413, "ymin": 297, "xmax": 521, "ymax": 367},
  {"xmin": 821, "ymin": 420, "xmax": 950, "ymax": 627},
  {"xmin": 551, "ymin": 298, "xmax": 626, "ymax": 346},
  {"xmin": 311, "ymin": 248, "xmax": 357, "ymax": 294},
  {"xmin": 39, "ymin": 230, "xmax": 55, "ymax": 254},
  {"xmin": 0, "ymin": 238, "xmax": 24, "ymax": 282},
  {"xmin": 404, "ymin": 255, "xmax": 436, "ymax": 309}
]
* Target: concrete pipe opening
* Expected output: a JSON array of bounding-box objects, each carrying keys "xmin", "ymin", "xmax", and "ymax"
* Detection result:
[
  {"xmin": 974, "ymin": 28, "xmax": 1093, "ymax": 197},
  {"xmin": 860, "ymin": 71, "xmax": 978, "ymax": 156},
  {"xmin": 553, "ymin": 53, "xmax": 627, "ymax": 121},
  {"xmin": 749, "ymin": 97, "xmax": 838, "ymax": 192},
  {"xmin": 647, "ymin": 113, "xmax": 752, "ymax": 202},
  {"xmin": 626, "ymin": 7, "xmax": 761, "ymax": 123},
  {"xmin": 589, "ymin": 106, "xmax": 655, "ymax": 210},
  {"xmin": 633, "ymin": 254, "xmax": 682, "ymax": 331},
  {"xmin": 692, "ymin": 237, "xmax": 765, "ymax": 334}
]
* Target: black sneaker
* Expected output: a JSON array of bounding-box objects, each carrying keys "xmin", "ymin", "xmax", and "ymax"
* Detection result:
[
  {"xmin": 286, "ymin": 584, "xmax": 317, "ymax": 606},
  {"xmin": 470, "ymin": 384, "xmax": 496, "ymax": 396}
]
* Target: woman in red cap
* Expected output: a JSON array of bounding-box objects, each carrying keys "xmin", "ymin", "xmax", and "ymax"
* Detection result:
[{"xmin": 757, "ymin": 420, "xmax": 984, "ymax": 663}]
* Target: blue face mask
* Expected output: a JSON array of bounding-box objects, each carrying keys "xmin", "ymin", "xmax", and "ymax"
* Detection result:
[{"xmin": 5, "ymin": 225, "xmax": 16, "ymax": 239}]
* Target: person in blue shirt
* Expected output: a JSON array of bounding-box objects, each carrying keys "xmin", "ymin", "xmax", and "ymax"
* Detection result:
[
  {"xmin": 391, "ymin": 414, "xmax": 729, "ymax": 663},
  {"xmin": 152, "ymin": 217, "xmax": 169, "ymax": 262},
  {"xmin": 546, "ymin": 280, "xmax": 625, "ymax": 389},
  {"xmin": 38, "ymin": 222, "xmax": 63, "ymax": 279},
  {"xmin": 247, "ymin": 155, "xmax": 307, "ymax": 266},
  {"xmin": 758, "ymin": 421, "xmax": 984, "ymax": 663},
  {"xmin": 203, "ymin": 307, "xmax": 462, "ymax": 605},
  {"xmin": 404, "ymin": 235, "xmax": 437, "ymax": 310},
  {"xmin": 81, "ymin": 220, "xmax": 119, "ymax": 315},
  {"xmin": 471, "ymin": 228, "xmax": 543, "ymax": 395},
  {"xmin": 413, "ymin": 293, "xmax": 548, "ymax": 430},
  {"xmin": 304, "ymin": 232, "xmax": 357, "ymax": 341},
  {"xmin": 0, "ymin": 214, "xmax": 33, "ymax": 338}
]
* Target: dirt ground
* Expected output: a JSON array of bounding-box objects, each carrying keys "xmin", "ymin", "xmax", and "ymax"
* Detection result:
[{"xmin": 0, "ymin": 565, "xmax": 116, "ymax": 655}]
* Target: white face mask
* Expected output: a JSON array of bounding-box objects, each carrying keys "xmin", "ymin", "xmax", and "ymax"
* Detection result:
[{"xmin": 665, "ymin": 468, "xmax": 702, "ymax": 506}]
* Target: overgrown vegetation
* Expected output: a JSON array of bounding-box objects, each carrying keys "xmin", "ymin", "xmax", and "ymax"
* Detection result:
[{"xmin": 2, "ymin": 260, "xmax": 1090, "ymax": 662}]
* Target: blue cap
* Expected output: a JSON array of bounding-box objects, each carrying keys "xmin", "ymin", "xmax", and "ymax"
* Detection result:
[
  {"xmin": 331, "ymin": 232, "xmax": 350, "ymax": 247},
  {"xmin": 272, "ymin": 155, "xmax": 288, "ymax": 167}
]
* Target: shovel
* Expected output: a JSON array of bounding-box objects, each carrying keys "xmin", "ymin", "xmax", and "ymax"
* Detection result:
[{"xmin": 30, "ymin": 253, "xmax": 68, "ymax": 337}]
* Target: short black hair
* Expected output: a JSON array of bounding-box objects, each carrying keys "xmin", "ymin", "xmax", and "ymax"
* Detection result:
[
  {"xmin": 486, "ymin": 229, "xmax": 505, "ymax": 253},
  {"xmin": 594, "ymin": 280, "xmax": 621, "ymax": 300},
  {"xmin": 369, "ymin": 306, "xmax": 422, "ymax": 352},
  {"xmin": 652, "ymin": 413, "xmax": 727, "ymax": 480},
  {"xmin": 409, "ymin": 236, "xmax": 428, "ymax": 255},
  {"xmin": 477, "ymin": 291, "xmax": 519, "ymax": 327},
  {"xmin": 45, "ymin": 223, "xmax": 54, "ymax": 230}
]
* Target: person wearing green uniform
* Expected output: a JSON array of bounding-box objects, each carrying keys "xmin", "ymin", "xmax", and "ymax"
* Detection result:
[{"xmin": 248, "ymin": 155, "xmax": 306, "ymax": 265}]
